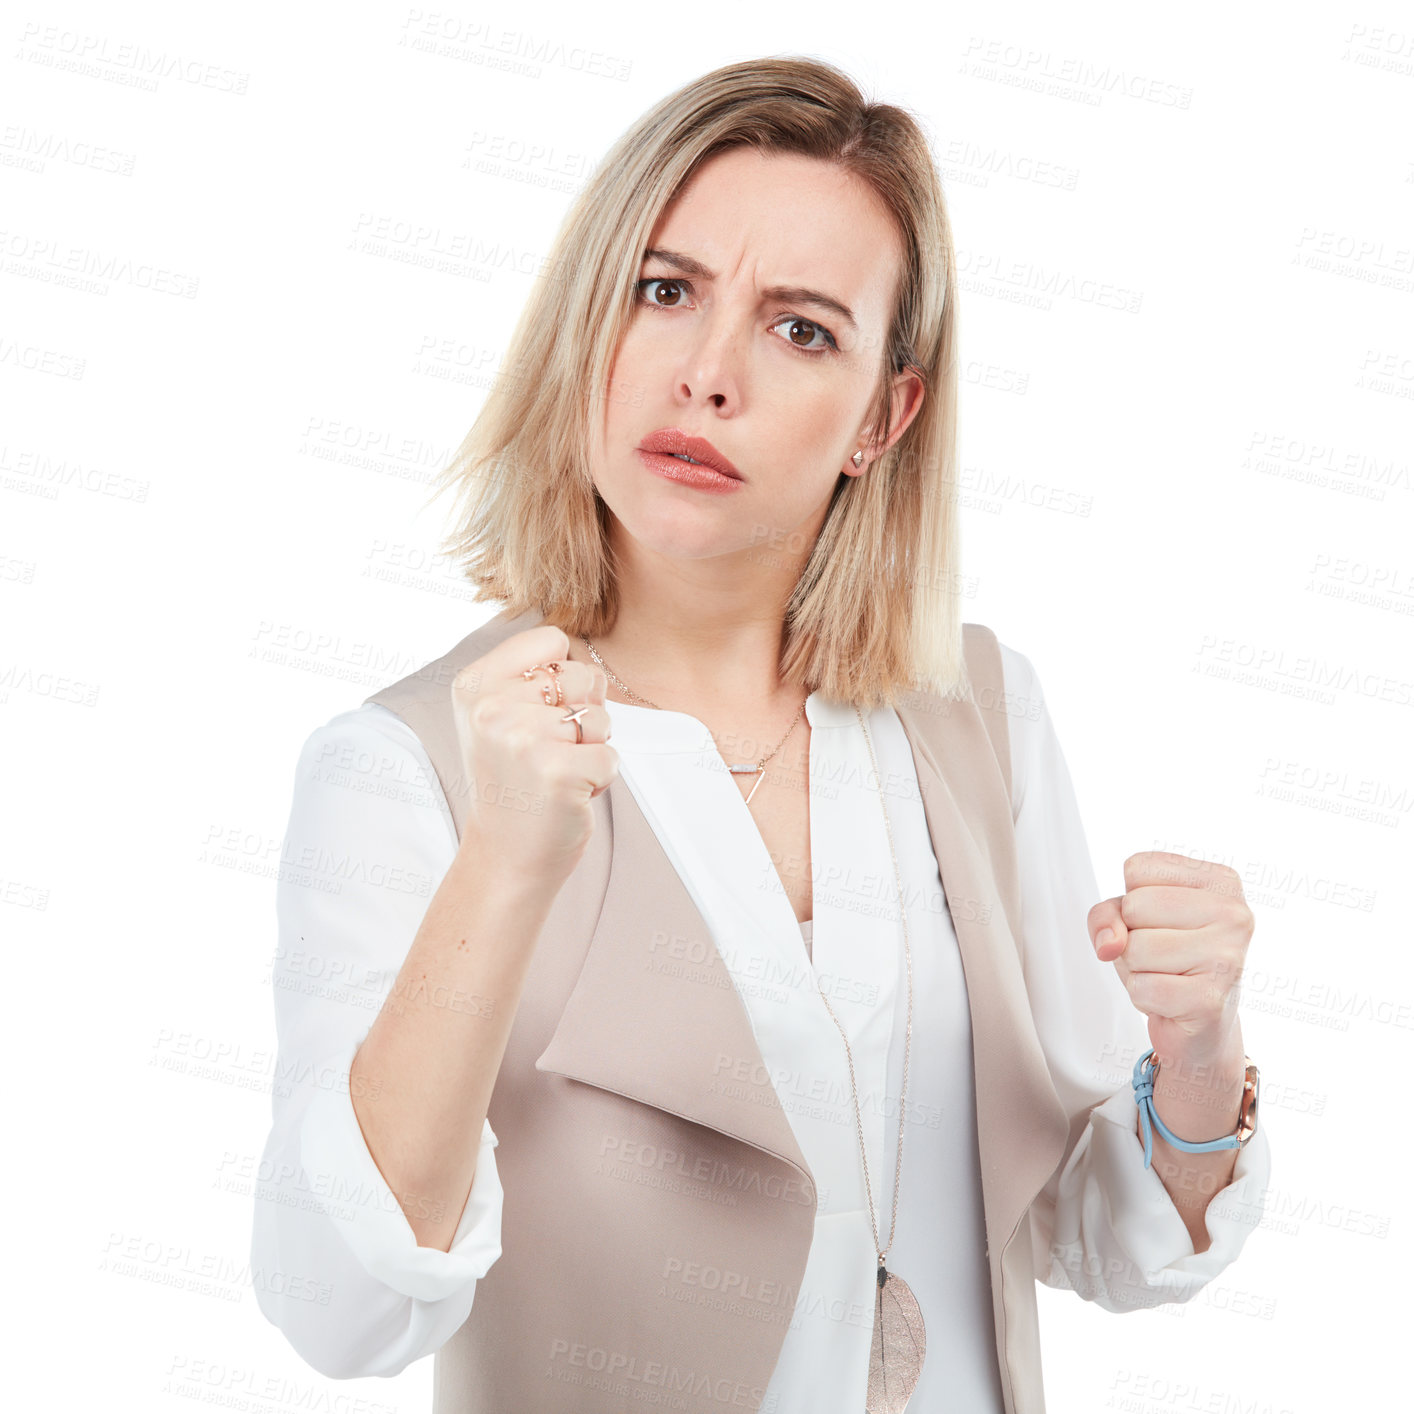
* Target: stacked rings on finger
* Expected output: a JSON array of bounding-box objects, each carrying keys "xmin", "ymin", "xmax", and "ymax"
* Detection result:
[
  {"xmin": 521, "ymin": 660, "xmax": 564, "ymax": 707},
  {"xmin": 523, "ymin": 660, "xmax": 589, "ymax": 743}
]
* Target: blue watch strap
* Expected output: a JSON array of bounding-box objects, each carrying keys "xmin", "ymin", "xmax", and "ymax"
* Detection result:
[{"xmin": 1131, "ymin": 1048, "xmax": 1243, "ymax": 1169}]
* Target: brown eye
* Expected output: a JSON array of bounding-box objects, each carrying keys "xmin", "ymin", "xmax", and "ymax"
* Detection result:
[
  {"xmin": 639, "ymin": 278, "xmax": 685, "ymax": 307},
  {"xmin": 769, "ymin": 315, "xmax": 833, "ymax": 354}
]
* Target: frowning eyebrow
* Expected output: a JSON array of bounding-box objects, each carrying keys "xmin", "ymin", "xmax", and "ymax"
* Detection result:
[{"xmin": 642, "ymin": 247, "xmax": 858, "ymax": 334}]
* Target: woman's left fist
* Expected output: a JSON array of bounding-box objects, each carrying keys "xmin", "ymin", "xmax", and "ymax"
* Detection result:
[{"xmin": 1087, "ymin": 850, "xmax": 1254, "ymax": 1058}]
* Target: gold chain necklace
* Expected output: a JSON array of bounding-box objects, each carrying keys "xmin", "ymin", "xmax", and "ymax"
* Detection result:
[{"xmin": 581, "ymin": 634, "xmax": 925, "ymax": 1409}]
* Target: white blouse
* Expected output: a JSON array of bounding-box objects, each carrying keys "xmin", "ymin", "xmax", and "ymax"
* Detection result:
[{"xmin": 252, "ymin": 642, "xmax": 1271, "ymax": 1407}]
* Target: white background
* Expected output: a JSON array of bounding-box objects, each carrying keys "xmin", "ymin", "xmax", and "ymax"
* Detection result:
[{"xmin": 5, "ymin": 2, "xmax": 1409, "ymax": 1410}]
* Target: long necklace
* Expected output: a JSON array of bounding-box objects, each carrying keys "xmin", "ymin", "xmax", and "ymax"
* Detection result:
[
  {"xmin": 582, "ymin": 636, "xmax": 925, "ymax": 1410},
  {"xmin": 580, "ymin": 636, "xmax": 806, "ymax": 806},
  {"xmin": 833, "ymin": 703, "xmax": 925, "ymax": 1413}
]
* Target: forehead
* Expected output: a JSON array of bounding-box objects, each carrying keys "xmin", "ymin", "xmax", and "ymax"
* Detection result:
[{"xmin": 650, "ymin": 147, "xmax": 901, "ymax": 330}]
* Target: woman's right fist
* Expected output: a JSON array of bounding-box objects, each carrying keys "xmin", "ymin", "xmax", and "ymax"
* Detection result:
[{"xmin": 450, "ymin": 624, "xmax": 618, "ymax": 884}]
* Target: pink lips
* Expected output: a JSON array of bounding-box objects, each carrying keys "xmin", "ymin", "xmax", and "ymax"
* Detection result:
[
  {"xmin": 637, "ymin": 428, "xmax": 743, "ymax": 481},
  {"xmin": 637, "ymin": 449, "xmax": 743, "ymax": 493}
]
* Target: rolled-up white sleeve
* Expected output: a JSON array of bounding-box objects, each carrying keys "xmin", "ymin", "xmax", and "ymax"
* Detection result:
[
  {"xmin": 999, "ymin": 644, "xmax": 1271, "ymax": 1312},
  {"xmin": 251, "ymin": 704, "xmax": 504, "ymax": 1377}
]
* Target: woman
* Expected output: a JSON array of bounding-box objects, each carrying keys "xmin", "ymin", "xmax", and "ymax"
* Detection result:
[{"xmin": 252, "ymin": 57, "xmax": 1269, "ymax": 1413}]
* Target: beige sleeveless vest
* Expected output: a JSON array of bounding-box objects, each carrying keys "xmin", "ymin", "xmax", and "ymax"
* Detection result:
[{"xmin": 363, "ymin": 605, "xmax": 1071, "ymax": 1414}]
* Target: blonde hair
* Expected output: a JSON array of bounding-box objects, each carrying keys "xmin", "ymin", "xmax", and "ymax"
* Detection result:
[{"xmin": 426, "ymin": 55, "xmax": 968, "ymax": 708}]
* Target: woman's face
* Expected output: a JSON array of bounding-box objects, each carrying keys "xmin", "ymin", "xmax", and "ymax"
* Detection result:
[{"xmin": 591, "ymin": 146, "xmax": 922, "ymax": 567}]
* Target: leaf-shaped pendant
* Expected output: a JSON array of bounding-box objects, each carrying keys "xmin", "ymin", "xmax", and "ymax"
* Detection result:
[{"xmin": 866, "ymin": 1267, "xmax": 926, "ymax": 1412}]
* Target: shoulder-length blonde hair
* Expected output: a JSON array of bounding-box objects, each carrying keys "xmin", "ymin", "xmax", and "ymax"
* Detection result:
[{"xmin": 426, "ymin": 55, "xmax": 968, "ymax": 709}]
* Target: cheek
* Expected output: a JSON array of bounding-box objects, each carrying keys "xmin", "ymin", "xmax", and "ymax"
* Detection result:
[
  {"xmin": 781, "ymin": 385, "xmax": 854, "ymax": 461},
  {"xmin": 603, "ymin": 327, "xmax": 659, "ymax": 424},
  {"xmin": 599, "ymin": 338, "xmax": 643, "ymax": 446}
]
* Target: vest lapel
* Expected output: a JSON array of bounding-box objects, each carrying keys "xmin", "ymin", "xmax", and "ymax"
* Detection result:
[
  {"xmin": 894, "ymin": 696, "xmax": 1071, "ymax": 1265},
  {"xmin": 533, "ymin": 764, "xmax": 816, "ymax": 1190}
]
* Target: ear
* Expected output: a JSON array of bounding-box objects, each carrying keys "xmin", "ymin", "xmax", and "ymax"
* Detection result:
[{"xmin": 846, "ymin": 368, "xmax": 927, "ymax": 474}]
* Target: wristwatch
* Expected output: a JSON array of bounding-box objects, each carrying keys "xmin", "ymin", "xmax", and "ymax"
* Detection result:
[{"xmin": 1131, "ymin": 1048, "xmax": 1260, "ymax": 1170}]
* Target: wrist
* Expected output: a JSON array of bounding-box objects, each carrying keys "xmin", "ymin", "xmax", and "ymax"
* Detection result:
[
  {"xmin": 1150, "ymin": 1039, "xmax": 1248, "ymax": 1122},
  {"xmin": 1132, "ymin": 1044, "xmax": 1260, "ymax": 1168},
  {"xmin": 1156, "ymin": 1022, "xmax": 1245, "ymax": 1079}
]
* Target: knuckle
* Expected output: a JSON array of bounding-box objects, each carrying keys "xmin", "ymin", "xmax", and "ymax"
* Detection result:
[
  {"xmin": 506, "ymin": 722, "xmax": 536, "ymax": 759},
  {"xmin": 467, "ymin": 695, "xmax": 492, "ymax": 732}
]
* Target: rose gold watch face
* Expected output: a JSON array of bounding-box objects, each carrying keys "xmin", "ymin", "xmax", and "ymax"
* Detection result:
[{"xmin": 1237, "ymin": 1062, "xmax": 1260, "ymax": 1145}]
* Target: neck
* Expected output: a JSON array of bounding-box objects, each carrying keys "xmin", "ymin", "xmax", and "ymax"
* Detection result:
[
  {"xmin": 577, "ymin": 531, "xmax": 808, "ymax": 715},
  {"xmin": 586, "ymin": 602, "xmax": 793, "ymax": 712}
]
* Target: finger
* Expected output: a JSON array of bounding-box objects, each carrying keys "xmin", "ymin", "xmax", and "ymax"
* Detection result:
[
  {"xmin": 1120, "ymin": 884, "xmax": 1226, "ymax": 930},
  {"xmin": 482, "ymin": 623, "xmax": 573, "ymax": 685},
  {"xmin": 556, "ymin": 703, "xmax": 613, "ymax": 747},
  {"xmin": 522, "ymin": 657, "xmax": 598, "ymax": 711},
  {"xmin": 1087, "ymin": 896, "xmax": 1128, "ymax": 962},
  {"xmin": 581, "ymin": 742, "xmax": 618, "ymax": 800},
  {"xmin": 453, "ymin": 624, "xmax": 573, "ymax": 702},
  {"xmin": 1116, "ymin": 925, "xmax": 1219, "ymax": 976},
  {"xmin": 1123, "ymin": 850, "xmax": 1244, "ymax": 901}
]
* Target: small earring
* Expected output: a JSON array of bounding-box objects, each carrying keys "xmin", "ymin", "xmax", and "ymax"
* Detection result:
[{"xmin": 851, "ymin": 450, "xmax": 864, "ymax": 468}]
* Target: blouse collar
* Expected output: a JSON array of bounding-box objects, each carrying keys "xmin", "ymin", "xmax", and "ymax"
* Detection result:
[{"xmin": 603, "ymin": 690, "xmax": 866, "ymax": 754}]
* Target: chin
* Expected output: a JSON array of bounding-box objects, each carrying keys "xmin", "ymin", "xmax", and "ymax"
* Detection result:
[{"xmin": 602, "ymin": 489, "xmax": 744, "ymax": 562}]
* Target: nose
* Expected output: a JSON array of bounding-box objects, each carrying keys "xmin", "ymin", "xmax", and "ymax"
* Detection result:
[{"xmin": 673, "ymin": 307, "xmax": 746, "ymax": 412}]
